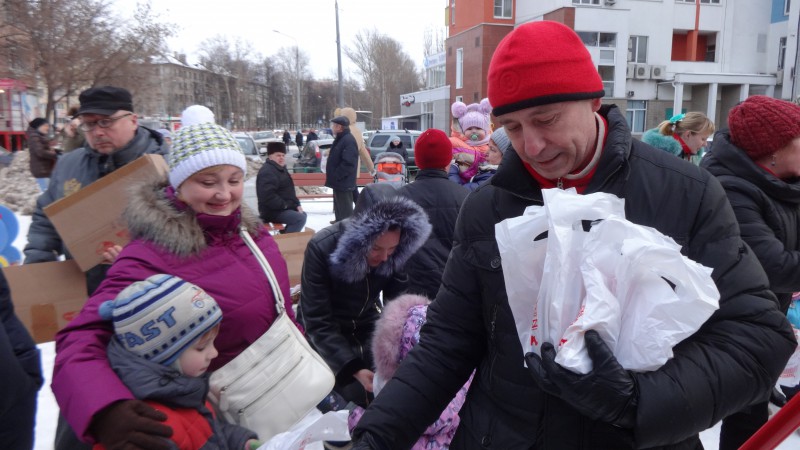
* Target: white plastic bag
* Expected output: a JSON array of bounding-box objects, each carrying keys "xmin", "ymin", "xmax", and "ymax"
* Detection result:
[
  {"xmin": 258, "ymin": 409, "xmax": 351, "ymax": 450},
  {"xmin": 498, "ymin": 188, "xmax": 720, "ymax": 374},
  {"xmin": 778, "ymin": 326, "xmax": 800, "ymax": 387}
]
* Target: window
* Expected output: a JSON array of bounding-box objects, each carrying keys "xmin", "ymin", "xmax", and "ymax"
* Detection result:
[
  {"xmin": 494, "ymin": 0, "xmax": 512, "ymax": 18},
  {"xmin": 573, "ymin": 0, "xmax": 600, "ymax": 4},
  {"xmin": 579, "ymin": 31, "xmax": 617, "ymax": 97},
  {"xmin": 628, "ymin": 36, "xmax": 648, "ymax": 63},
  {"xmin": 677, "ymin": 0, "xmax": 720, "ymax": 3},
  {"xmin": 451, "ymin": 0, "xmax": 456, "ymax": 25},
  {"xmin": 625, "ymin": 100, "xmax": 647, "ymax": 134},
  {"xmin": 786, "ymin": 0, "xmax": 792, "ymax": 15},
  {"xmin": 475, "ymin": 36, "xmax": 480, "ymax": 47},
  {"xmin": 456, "ymin": 48, "xmax": 464, "ymax": 89},
  {"xmin": 705, "ymin": 44, "xmax": 716, "ymax": 62},
  {"xmin": 779, "ymin": 37, "xmax": 787, "ymax": 70},
  {"xmin": 578, "ymin": 32, "xmax": 616, "ymax": 48}
]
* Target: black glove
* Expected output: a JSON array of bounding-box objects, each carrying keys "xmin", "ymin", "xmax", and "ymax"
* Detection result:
[
  {"xmin": 525, "ymin": 330, "xmax": 638, "ymax": 428},
  {"xmin": 89, "ymin": 399, "xmax": 173, "ymax": 450},
  {"xmin": 350, "ymin": 432, "xmax": 387, "ymax": 450},
  {"xmin": 770, "ymin": 386, "xmax": 787, "ymax": 407}
]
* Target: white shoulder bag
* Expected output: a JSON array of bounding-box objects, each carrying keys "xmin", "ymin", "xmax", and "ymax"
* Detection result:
[{"xmin": 208, "ymin": 227, "xmax": 335, "ymax": 441}]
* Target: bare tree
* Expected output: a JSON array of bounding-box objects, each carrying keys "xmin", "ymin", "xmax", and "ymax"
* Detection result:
[
  {"xmin": 3, "ymin": 0, "xmax": 172, "ymax": 121},
  {"xmin": 274, "ymin": 45, "xmax": 311, "ymax": 127},
  {"xmin": 345, "ymin": 29, "xmax": 421, "ymax": 121},
  {"xmin": 198, "ymin": 35, "xmax": 259, "ymax": 128}
]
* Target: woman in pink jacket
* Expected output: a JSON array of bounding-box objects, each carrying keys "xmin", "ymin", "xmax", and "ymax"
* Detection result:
[{"xmin": 52, "ymin": 107, "xmax": 300, "ymax": 450}]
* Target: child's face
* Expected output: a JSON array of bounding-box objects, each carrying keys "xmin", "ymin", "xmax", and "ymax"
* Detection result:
[
  {"xmin": 178, "ymin": 325, "xmax": 220, "ymax": 377},
  {"xmin": 464, "ymin": 126, "xmax": 486, "ymax": 142}
]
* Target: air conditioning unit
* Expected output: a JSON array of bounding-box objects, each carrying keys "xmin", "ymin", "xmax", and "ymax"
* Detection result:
[
  {"xmin": 626, "ymin": 63, "xmax": 635, "ymax": 79},
  {"xmin": 605, "ymin": 0, "xmax": 616, "ymax": 5},
  {"xmin": 776, "ymin": 69, "xmax": 784, "ymax": 85},
  {"xmin": 634, "ymin": 64, "xmax": 650, "ymax": 79},
  {"xmin": 650, "ymin": 65, "xmax": 667, "ymax": 80}
]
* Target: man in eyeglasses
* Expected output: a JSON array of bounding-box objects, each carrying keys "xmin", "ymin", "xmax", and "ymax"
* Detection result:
[{"xmin": 24, "ymin": 86, "xmax": 169, "ymax": 449}]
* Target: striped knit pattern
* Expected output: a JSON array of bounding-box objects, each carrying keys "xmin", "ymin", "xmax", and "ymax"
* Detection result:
[
  {"xmin": 99, "ymin": 274, "xmax": 223, "ymax": 365},
  {"xmin": 168, "ymin": 122, "xmax": 247, "ymax": 188}
]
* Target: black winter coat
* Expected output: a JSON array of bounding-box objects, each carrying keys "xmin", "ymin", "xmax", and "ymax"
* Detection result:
[
  {"xmin": 325, "ymin": 128, "xmax": 359, "ymax": 191},
  {"xmin": 701, "ymin": 131, "xmax": 800, "ymax": 313},
  {"xmin": 27, "ymin": 126, "xmax": 57, "ymax": 178},
  {"xmin": 299, "ymin": 197, "xmax": 431, "ymax": 384},
  {"xmin": 397, "ymin": 169, "xmax": 468, "ymax": 299},
  {"xmin": 354, "ymin": 105, "xmax": 795, "ymax": 450},
  {"xmin": 0, "ymin": 270, "xmax": 43, "ymax": 449},
  {"xmin": 256, "ymin": 159, "xmax": 301, "ymax": 222}
]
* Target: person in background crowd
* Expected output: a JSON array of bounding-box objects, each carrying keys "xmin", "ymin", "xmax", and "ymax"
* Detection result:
[
  {"xmin": 387, "ymin": 138, "xmax": 408, "ymax": 162},
  {"xmin": 256, "ymin": 141, "xmax": 306, "ymax": 233},
  {"xmin": 326, "ymin": 116, "xmax": 360, "ymax": 222},
  {"xmin": 295, "ymin": 129, "xmax": 304, "ymax": 149},
  {"xmin": 450, "ymin": 127, "xmax": 510, "ymax": 192},
  {"xmin": 642, "ymin": 111, "xmax": 714, "ymax": 165},
  {"xmin": 156, "ymin": 129, "xmax": 172, "ymax": 152},
  {"xmin": 51, "ymin": 106, "xmax": 300, "ymax": 450},
  {"xmin": 282, "ymin": 129, "xmax": 292, "ymax": 146},
  {"xmin": 449, "ymin": 98, "xmax": 493, "ymax": 155},
  {"xmin": 350, "ymin": 21, "xmax": 794, "ymax": 450},
  {"xmin": 307, "ymin": 128, "xmax": 319, "ymax": 142},
  {"xmin": 60, "ymin": 106, "xmax": 85, "ymax": 153},
  {"xmin": 299, "ymin": 188, "xmax": 430, "ymax": 408},
  {"xmin": 700, "ymin": 95, "xmax": 800, "ymax": 450},
  {"xmin": 0, "ymin": 270, "xmax": 44, "ymax": 450},
  {"xmin": 96, "ymin": 274, "xmax": 261, "ymax": 450},
  {"xmin": 24, "ymin": 86, "xmax": 169, "ymax": 298},
  {"xmin": 397, "ymin": 128, "xmax": 468, "ymax": 299},
  {"xmin": 26, "ymin": 117, "xmax": 58, "ymax": 192}
]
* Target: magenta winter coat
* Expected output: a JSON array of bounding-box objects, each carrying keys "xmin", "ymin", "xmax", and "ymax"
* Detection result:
[{"xmin": 52, "ymin": 181, "xmax": 300, "ymax": 443}]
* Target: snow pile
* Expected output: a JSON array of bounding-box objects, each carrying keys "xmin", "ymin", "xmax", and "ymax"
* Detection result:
[{"xmin": 0, "ymin": 151, "xmax": 40, "ymax": 215}]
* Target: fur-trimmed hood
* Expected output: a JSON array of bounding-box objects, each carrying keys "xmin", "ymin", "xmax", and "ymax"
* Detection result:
[
  {"xmin": 642, "ymin": 128, "xmax": 682, "ymax": 157},
  {"xmin": 371, "ymin": 294, "xmax": 431, "ymax": 381},
  {"xmin": 329, "ymin": 196, "xmax": 432, "ymax": 283},
  {"xmin": 123, "ymin": 176, "xmax": 263, "ymax": 257}
]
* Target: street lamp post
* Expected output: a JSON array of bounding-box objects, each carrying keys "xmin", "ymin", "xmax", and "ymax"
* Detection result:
[{"xmin": 273, "ymin": 30, "xmax": 302, "ymax": 129}]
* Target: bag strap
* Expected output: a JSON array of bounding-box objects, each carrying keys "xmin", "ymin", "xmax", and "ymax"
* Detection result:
[{"xmin": 239, "ymin": 226, "xmax": 285, "ymax": 315}]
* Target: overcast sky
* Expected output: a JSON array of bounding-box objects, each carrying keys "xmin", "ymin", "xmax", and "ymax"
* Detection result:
[{"xmin": 115, "ymin": 0, "xmax": 447, "ymax": 79}]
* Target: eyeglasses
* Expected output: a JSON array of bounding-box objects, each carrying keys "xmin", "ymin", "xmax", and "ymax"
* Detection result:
[{"xmin": 79, "ymin": 113, "xmax": 132, "ymax": 132}]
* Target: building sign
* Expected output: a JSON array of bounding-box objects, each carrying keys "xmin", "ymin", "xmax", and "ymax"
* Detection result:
[
  {"xmin": 423, "ymin": 52, "xmax": 446, "ymax": 69},
  {"xmin": 401, "ymin": 95, "xmax": 416, "ymax": 107}
]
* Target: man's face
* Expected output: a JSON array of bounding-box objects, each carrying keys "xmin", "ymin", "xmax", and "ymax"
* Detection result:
[
  {"xmin": 268, "ymin": 152, "xmax": 286, "ymax": 166},
  {"xmin": 497, "ymin": 99, "xmax": 601, "ymax": 180},
  {"xmin": 80, "ymin": 111, "xmax": 138, "ymax": 155},
  {"xmin": 367, "ymin": 229, "xmax": 401, "ymax": 268},
  {"xmin": 331, "ymin": 123, "xmax": 344, "ymax": 135}
]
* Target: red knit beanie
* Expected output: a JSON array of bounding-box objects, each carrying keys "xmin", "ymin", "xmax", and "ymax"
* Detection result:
[
  {"xmin": 488, "ymin": 21, "xmax": 605, "ymax": 116},
  {"xmin": 415, "ymin": 129, "xmax": 453, "ymax": 170},
  {"xmin": 728, "ymin": 95, "xmax": 800, "ymax": 160}
]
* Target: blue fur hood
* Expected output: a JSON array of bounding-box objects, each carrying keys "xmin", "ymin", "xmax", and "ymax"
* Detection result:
[
  {"xmin": 330, "ymin": 196, "xmax": 432, "ymax": 283},
  {"xmin": 641, "ymin": 128, "xmax": 682, "ymax": 157}
]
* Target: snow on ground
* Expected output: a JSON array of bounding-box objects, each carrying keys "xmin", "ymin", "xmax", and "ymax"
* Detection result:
[{"xmin": 9, "ymin": 202, "xmax": 799, "ymax": 449}]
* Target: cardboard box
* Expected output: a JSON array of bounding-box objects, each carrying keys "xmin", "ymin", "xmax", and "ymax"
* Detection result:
[
  {"xmin": 44, "ymin": 154, "xmax": 169, "ymax": 271},
  {"xmin": 273, "ymin": 228, "xmax": 315, "ymax": 287},
  {"xmin": 3, "ymin": 260, "xmax": 88, "ymax": 343}
]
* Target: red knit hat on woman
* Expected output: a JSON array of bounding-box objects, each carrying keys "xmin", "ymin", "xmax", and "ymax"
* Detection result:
[
  {"xmin": 488, "ymin": 21, "xmax": 605, "ymax": 116},
  {"xmin": 728, "ymin": 95, "xmax": 800, "ymax": 160},
  {"xmin": 414, "ymin": 129, "xmax": 453, "ymax": 170}
]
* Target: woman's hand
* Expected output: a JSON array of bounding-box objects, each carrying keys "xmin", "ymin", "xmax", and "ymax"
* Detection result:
[
  {"xmin": 101, "ymin": 245, "xmax": 123, "ymax": 264},
  {"xmin": 353, "ymin": 369, "xmax": 375, "ymax": 392}
]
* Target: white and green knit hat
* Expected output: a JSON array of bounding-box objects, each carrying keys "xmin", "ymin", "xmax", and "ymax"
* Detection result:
[{"xmin": 168, "ymin": 111, "xmax": 246, "ymax": 188}]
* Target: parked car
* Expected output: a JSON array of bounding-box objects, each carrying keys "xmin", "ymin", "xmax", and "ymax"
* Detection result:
[
  {"xmin": 366, "ymin": 130, "xmax": 423, "ymax": 168},
  {"xmin": 251, "ymin": 130, "xmax": 281, "ymax": 148},
  {"xmin": 233, "ymin": 132, "xmax": 264, "ymax": 161},
  {"xmin": 294, "ymin": 138, "xmax": 334, "ymax": 172}
]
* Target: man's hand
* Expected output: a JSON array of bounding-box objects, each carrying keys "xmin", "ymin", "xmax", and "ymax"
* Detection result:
[
  {"xmin": 525, "ymin": 330, "xmax": 638, "ymax": 428},
  {"xmin": 297, "ymin": 205, "xmax": 304, "ymax": 213},
  {"xmin": 89, "ymin": 399, "xmax": 172, "ymax": 450},
  {"xmin": 353, "ymin": 369, "xmax": 375, "ymax": 392}
]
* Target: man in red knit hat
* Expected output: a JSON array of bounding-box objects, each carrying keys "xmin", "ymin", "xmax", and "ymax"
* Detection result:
[{"xmin": 351, "ymin": 21, "xmax": 794, "ymax": 450}]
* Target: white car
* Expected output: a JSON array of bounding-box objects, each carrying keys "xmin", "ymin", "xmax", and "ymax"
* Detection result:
[
  {"xmin": 233, "ymin": 132, "xmax": 265, "ymax": 161},
  {"xmin": 251, "ymin": 131, "xmax": 282, "ymax": 148}
]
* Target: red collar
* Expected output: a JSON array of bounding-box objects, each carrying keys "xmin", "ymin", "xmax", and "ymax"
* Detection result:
[{"xmin": 673, "ymin": 134, "xmax": 693, "ymax": 157}]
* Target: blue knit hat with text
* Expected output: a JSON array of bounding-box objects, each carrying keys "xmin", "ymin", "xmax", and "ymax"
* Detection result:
[
  {"xmin": 99, "ymin": 274, "xmax": 222, "ymax": 365},
  {"xmin": 168, "ymin": 105, "xmax": 246, "ymax": 188}
]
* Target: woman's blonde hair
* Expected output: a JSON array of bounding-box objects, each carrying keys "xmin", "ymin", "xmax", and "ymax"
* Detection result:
[{"xmin": 656, "ymin": 111, "xmax": 715, "ymax": 137}]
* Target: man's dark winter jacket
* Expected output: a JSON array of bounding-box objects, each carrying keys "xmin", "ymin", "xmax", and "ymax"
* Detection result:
[
  {"xmin": 702, "ymin": 130, "xmax": 800, "ymax": 314},
  {"xmin": 0, "ymin": 270, "xmax": 43, "ymax": 449},
  {"xmin": 255, "ymin": 159, "xmax": 301, "ymax": 223},
  {"xmin": 325, "ymin": 128, "xmax": 359, "ymax": 191},
  {"xmin": 397, "ymin": 169, "xmax": 468, "ymax": 299},
  {"xmin": 299, "ymin": 196, "xmax": 431, "ymax": 385},
  {"xmin": 24, "ymin": 127, "xmax": 167, "ymax": 294},
  {"xmin": 354, "ymin": 105, "xmax": 795, "ymax": 449},
  {"xmin": 27, "ymin": 126, "xmax": 57, "ymax": 178}
]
